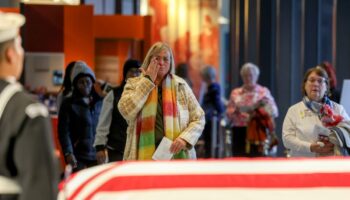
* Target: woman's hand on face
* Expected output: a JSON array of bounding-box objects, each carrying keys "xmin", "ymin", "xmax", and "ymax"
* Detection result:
[
  {"xmin": 144, "ymin": 57, "xmax": 159, "ymax": 82},
  {"xmin": 170, "ymin": 137, "xmax": 187, "ymax": 154}
]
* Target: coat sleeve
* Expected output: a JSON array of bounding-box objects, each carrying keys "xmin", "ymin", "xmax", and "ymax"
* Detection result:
[
  {"xmin": 58, "ymin": 99, "xmax": 73, "ymax": 155},
  {"xmin": 210, "ymin": 83, "xmax": 225, "ymax": 115},
  {"xmin": 118, "ymin": 76, "xmax": 155, "ymax": 122},
  {"xmin": 338, "ymin": 104, "xmax": 350, "ymax": 120},
  {"xmin": 94, "ymin": 90, "xmax": 114, "ymax": 147},
  {"xmin": 282, "ymin": 107, "xmax": 311, "ymax": 153},
  {"xmin": 178, "ymin": 82, "xmax": 205, "ymax": 148},
  {"xmin": 261, "ymin": 87, "xmax": 279, "ymax": 118},
  {"xmin": 15, "ymin": 103, "xmax": 59, "ymax": 200}
]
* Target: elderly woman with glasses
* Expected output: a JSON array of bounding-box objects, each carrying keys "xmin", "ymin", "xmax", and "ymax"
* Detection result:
[
  {"xmin": 283, "ymin": 66, "xmax": 350, "ymax": 157},
  {"xmin": 118, "ymin": 42, "xmax": 205, "ymax": 160}
]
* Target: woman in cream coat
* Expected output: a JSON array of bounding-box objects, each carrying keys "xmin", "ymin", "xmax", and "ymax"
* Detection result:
[{"xmin": 118, "ymin": 42, "xmax": 205, "ymax": 160}]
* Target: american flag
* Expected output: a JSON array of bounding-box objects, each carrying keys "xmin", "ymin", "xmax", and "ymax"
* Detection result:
[{"xmin": 58, "ymin": 158, "xmax": 350, "ymax": 200}]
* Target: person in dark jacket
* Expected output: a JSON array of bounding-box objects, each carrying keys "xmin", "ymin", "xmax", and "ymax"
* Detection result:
[
  {"xmin": 0, "ymin": 13, "xmax": 59, "ymax": 199},
  {"xmin": 200, "ymin": 66, "xmax": 225, "ymax": 158},
  {"xmin": 175, "ymin": 63, "xmax": 193, "ymax": 88},
  {"xmin": 94, "ymin": 59, "xmax": 141, "ymax": 163},
  {"xmin": 58, "ymin": 61, "xmax": 103, "ymax": 172}
]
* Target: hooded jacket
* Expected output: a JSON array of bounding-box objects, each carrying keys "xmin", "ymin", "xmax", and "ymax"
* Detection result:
[
  {"xmin": 70, "ymin": 61, "xmax": 96, "ymax": 85},
  {"xmin": 58, "ymin": 61, "xmax": 102, "ymax": 161}
]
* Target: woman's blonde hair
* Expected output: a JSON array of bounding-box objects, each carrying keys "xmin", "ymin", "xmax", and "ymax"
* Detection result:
[{"xmin": 141, "ymin": 42, "xmax": 175, "ymax": 74}]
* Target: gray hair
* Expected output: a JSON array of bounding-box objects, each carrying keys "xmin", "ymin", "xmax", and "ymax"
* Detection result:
[
  {"xmin": 141, "ymin": 42, "xmax": 175, "ymax": 74},
  {"xmin": 240, "ymin": 62, "xmax": 260, "ymax": 77},
  {"xmin": 201, "ymin": 65, "xmax": 216, "ymax": 82}
]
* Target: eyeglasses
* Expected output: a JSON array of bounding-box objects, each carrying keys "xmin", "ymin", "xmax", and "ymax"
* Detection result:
[
  {"xmin": 154, "ymin": 56, "xmax": 170, "ymax": 63},
  {"xmin": 307, "ymin": 78, "xmax": 326, "ymax": 84}
]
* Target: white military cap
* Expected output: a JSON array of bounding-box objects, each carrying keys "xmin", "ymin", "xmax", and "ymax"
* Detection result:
[{"xmin": 0, "ymin": 12, "xmax": 25, "ymax": 43}]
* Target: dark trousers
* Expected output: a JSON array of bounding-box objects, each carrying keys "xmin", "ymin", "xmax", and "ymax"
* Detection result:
[
  {"xmin": 74, "ymin": 159, "xmax": 97, "ymax": 172},
  {"xmin": 231, "ymin": 126, "xmax": 247, "ymax": 157},
  {"xmin": 203, "ymin": 121, "xmax": 212, "ymax": 158},
  {"xmin": 231, "ymin": 126, "xmax": 265, "ymax": 157},
  {"xmin": 248, "ymin": 144, "xmax": 265, "ymax": 157},
  {"xmin": 107, "ymin": 148, "xmax": 123, "ymax": 162}
]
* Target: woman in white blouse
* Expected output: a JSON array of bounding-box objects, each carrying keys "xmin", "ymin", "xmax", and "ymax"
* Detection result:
[{"xmin": 283, "ymin": 66, "xmax": 350, "ymax": 157}]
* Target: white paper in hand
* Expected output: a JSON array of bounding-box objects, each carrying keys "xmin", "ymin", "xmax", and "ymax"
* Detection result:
[
  {"xmin": 152, "ymin": 137, "xmax": 174, "ymax": 160},
  {"xmin": 312, "ymin": 124, "xmax": 330, "ymax": 141}
]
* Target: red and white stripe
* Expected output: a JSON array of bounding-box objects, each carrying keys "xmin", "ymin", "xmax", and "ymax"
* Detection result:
[{"xmin": 58, "ymin": 158, "xmax": 350, "ymax": 200}]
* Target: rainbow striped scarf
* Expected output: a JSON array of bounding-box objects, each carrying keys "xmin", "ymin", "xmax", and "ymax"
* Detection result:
[{"xmin": 136, "ymin": 74, "xmax": 187, "ymax": 160}]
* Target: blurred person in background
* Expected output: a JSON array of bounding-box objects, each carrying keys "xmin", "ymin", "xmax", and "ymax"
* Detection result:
[
  {"xmin": 94, "ymin": 59, "xmax": 141, "ymax": 163},
  {"xmin": 0, "ymin": 12, "xmax": 58, "ymax": 199},
  {"xmin": 58, "ymin": 61, "xmax": 103, "ymax": 171},
  {"xmin": 56, "ymin": 61, "xmax": 76, "ymax": 113},
  {"xmin": 200, "ymin": 65, "xmax": 224, "ymax": 158},
  {"xmin": 175, "ymin": 62, "xmax": 193, "ymax": 88},
  {"xmin": 94, "ymin": 79, "xmax": 113, "ymax": 98},
  {"xmin": 227, "ymin": 63, "xmax": 278, "ymax": 157},
  {"xmin": 319, "ymin": 61, "xmax": 341, "ymax": 103}
]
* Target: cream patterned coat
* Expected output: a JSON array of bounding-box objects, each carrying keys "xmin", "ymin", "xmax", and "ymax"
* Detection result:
[{"xmin": 118, "ymin": 74, "xmax": 205, "ymax": 160}]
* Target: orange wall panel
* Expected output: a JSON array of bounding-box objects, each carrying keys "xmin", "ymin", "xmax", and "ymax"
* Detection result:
[
  {"xmin": 0, "ymin": 8, "xmax": 19, "ymax": 13},
  {"xmin": 64, "ymin": 5, "xmax": 94, "ymax": 69},
  {"xmin": 94, "ymin": 15, "xmax": 144, "ymax": 39},
  {"xmin": 22, "ymin": 4, "xmax": 64, "ymax": 52},
  {"xmin": 116, "ymin": 41, "xmax": 131, "ymax": 82},
  {"xmin": 95, "ymin": 40, "xmax": 119, "ymax": 56},
  {"xmin": 95, "ymin": 40, "xmax": 131, "ymax": 84},
  {"xmin": 142, "ymin": 16, "xmax": 152, "ymax": 58}
]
